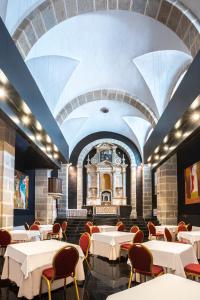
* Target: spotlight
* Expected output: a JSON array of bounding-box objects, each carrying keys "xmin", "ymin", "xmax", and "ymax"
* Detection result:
[
  {"xmin": 163, "ymin": 135, "xmax": 168, "ymax": 143},
  {"xmin": 11, "ymin": 116, "xmax": 20, "ymax": 125},
  {"xmin": 169, "ymin": 146, "xmax": 176, "ymax": 151},
  {"xmin": 0, "ymin": 87, "xmax": 6, "ymax": 99},
  {"xmin": 40, "ymin": 146, "xmax": 46, "ymax": 152},
  {"xmin": 174, "ymin": 119, "xmax": 181, "ymax": 129},
  {"xmin": 54, "ymin": 145, "xmax": 58, "ymax": 152},
  {"xmin": 46, "ymin": 135, "xmax": 51, "ymax": 143},
  {"xmin": 163, "ymin": 145, "xmax": 169, "ymax": 151},
  {"xmin": 29, "ymin": 135, "xmax": 35, "ymax": 141},
  {"xmin": 175, "ymin": 130, "xmax": 182, "ymax": 138},
  {"xmin": 147, "ymin": 156, "xmax": 151, "ymax": 162},
  {"xmin": 155, "ymin": 155, "xmax": 159, "ymax": 160},
  {"xmin": 160, "ymin": 155, "xmax": 166, "ymax": 160},
  {"xmin": 190, "ymin": 97, "xmax": 200, "ymax": 110},
  {"xmin": 0, "ymin": 71, "xmax": 8, "ymax": 84},
  {"xmin": 53, "ymin": 153, "xmax": 59, "ymax": 159},
  {"xmin": 21, "ymin": 115, "xmax": 30, "ymax": 125},
  {"xmin": 46, "ymin": 145, "xmax": 51, "ymax": 152},
  {"xmin": 36, "ymin": 134, "xmax": 42, "ymax": 141},
  {"xmin": 22, "ymin": 102, "xmax": 31, "ymax": 114},
  {"xmin": 183, "ymin": 131, "xmax": 191, "ymax": 138},
  {"xmin": 154, "ymin": 147, "xmax": 159, "ymax": 153},
  {"xmin": 191, "ymin": 112, "xmax": 200, "ymax": 121},
  {"xmin": 35, "ymin": 121, "xmax": 42, "ymax": 131}
]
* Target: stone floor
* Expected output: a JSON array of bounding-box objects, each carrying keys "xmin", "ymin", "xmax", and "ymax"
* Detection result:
[{"xmin": 0, "ymin": 255, "xmax": 137, "ymax": 300}]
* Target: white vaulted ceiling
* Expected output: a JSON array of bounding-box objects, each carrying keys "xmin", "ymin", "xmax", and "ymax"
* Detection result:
[{"xmin": 3, "ymin": 2, "xmax": 200, "ymax": 157}]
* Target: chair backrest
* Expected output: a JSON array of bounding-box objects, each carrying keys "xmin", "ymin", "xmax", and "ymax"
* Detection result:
[
  {"xmin": 117, "ymin": 223, "xmax": 125, "ymax": 231},
  {"xmin": 53, "ymin": 223, "xmax": 61, "ymax": 234},
  {"xmin": 187, "ymin": 223, "xmax": 192, "ymax": 231},
  {"xmin": 133, "ymin": 230, "xmax": 144, "ymax": 243},
  {"xmin": 79, "ymin": 232, "xmax": 90, "ymax": 258},
  {"xmin": 61, "ymin": 221, "xmax": 67, "ymax": 232},
  {"xmin": 116, "ymin": 221, "xmax": 122, "ymax": 226},
  {"xmin": 30, "ymin": 224, "xmax": 40, "ymax": 230},
  {"xmin": 53, "ymin": 246, "xmax": 79, "ymax": 279},
  {"xmin": 148, "ymin": 223, "xmax": 156, "ymax": 235},
  {"xmin": 90, "ymin": 226, "xmax": 100, "ymax": 234},
  {"xmin": 0, "ymin": 230, "xmax": 11, "ymax": 247},
  {"xmin": 34, "ymin": 220, "xmax": 41, "ymax": 225},
  {"xmin": 177, "ymin": 224, "xmax": 187, "ymax": 232},
  {"xmin": 130, "ymin": 226, "xmax": 139, "ymax": 233},
  {"xmin": 86, "ymin": 221, "xmax": 93, "ymax": 227},
  {"xmin": 164, "ymin": 227, "xmax": 172, "ymax": 242},
  {"xmin": 178, "ymin": 221, "xmax": 185, "ymax": 226},
  {"xmin": 128, "ymin": 243, "xmax": 153, "ymax": 275},
  {"xmin": 24, "ymin": 222, "xmax": 29, "ymax": 230},
  {"xmin": 85, "ymin": 223, "xmax": 91, "ymax": 234}
]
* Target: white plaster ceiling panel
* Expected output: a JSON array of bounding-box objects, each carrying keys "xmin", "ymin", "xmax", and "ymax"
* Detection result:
[
  {"xmin": 26, "ymin": 11, "xmax": 190, "ymax": 117},
  {"xmin": 133, "ymin": 50, "xmax": 192, "ymax": 115},
  {"xmin": 26, "ymin": 55, "xmax": 79, "ymax": 113},
  {"xmin": 5, "ymin": 0, "xmax": 44, "ymax": 34}
]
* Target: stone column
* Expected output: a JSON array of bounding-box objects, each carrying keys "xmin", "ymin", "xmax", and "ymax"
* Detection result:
[
  {"xmin": 130, "ymin": 166, "xmax": 137, "ymax": 218},
  {"xmin": 58, "ymin": 163, "xmax": 68, "ymax": 218},
  {"xmin": 77, "ymin": 166, "xmax": 83, "ymax": 209},
  {"xmin": 157, "ymin": 154, "xmax": 178, "ymax": 225},
  {"xmin": 122, "ymin": 168, "xmax": 126, "ymax": 198},
  {"xmin": 0, "ymin": 119, "xmax": 15, "ymax": 229},
  {"xmin": 35, "ymin": 169, "xmax": 55, "ymax": 224},
  {"xmin": 96, "ymin": 171, "xmax": 100, "ymax": 198},
  {"xmin": 143, "ymin": 165, "xmax": 152, "ymax": 218}
]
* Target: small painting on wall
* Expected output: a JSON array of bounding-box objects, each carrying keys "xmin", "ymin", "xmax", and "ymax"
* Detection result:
[
  {"xmin": 185, "ymin": 161, "xmax": 200, "ymax": 204},
  {"xmin": 14, "ymin": 170, "xmax": 29, "ymax": 209}
]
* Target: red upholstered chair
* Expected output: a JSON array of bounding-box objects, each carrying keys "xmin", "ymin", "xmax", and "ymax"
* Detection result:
[
  {"xmin": 117, "ymin": 223, "xmax": 125, "ymax": 232},
  {"xmin": 40, "ymin": 246, "xmax": 80, "ymax": 300},
  {"xmin": 128, "ymin": 243, "xmax": 164, "ymax": 288},
  {"xmin": 116, "ymin": 221, "xmax": 123, "ymax": 226},
  {"xmin": 130, "ymin": 226, "xmax": 139, "ymax": 233},
  {"xmin": 85, "ymin": 223, "xmax": 91, "ymax": 235},
  {"xmin": 61, "ymin": 221, "xmax": 67, "ymax": 240},
  {"xmin": 0, "ymin": 230, "xmax": 11, "ymax": 254},
  {"xmin": 184, "ymin": 263, "xmax": 200, "ymax": 280},
  {"xmin": 24, "ymin": 222, "xmax": 29, "ymax": 230},
  {"xmin": 177, "ymin": 224, "xmax": 187, "ymax": 232},
  {"xmin": 86, "ymin": 221, "xmax": 93, "ymax": 227},
  {"xmin": 34, "ymin": 220, "xmax": 41, "ymax": 225},
  {"xmin": 79, "ymin": 232, "xmax": 91, "ymax": 270},
  {"xmin": 47, "ymin": 223, "xmax": 61, "ymax": 240},
  {"xmin": 178, "ymin": 221, "xmax": 185, "ymax": 226},
  {"xmin": 187, "ymin": 223, "xmax": 192, "ymax": 231},
  {"xmin": 30, "ymin": 224, "xmax": 40, "ymax": 230},
  {"xmin": 147, "ymin": 223, "xmax": 164, "ymax": 240},
  {"xmin": 164, "ymin": 227, "xmax": 172, "ymax": 242},
  {"xmin": 120, "ymin": 230, "xmax": 144, "ymax": 253},
  {"xmin": 90, "ymin": 226, "xmax": 100, "ymax": 234}
]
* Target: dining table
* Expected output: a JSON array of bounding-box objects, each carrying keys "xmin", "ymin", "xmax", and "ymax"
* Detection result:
[
  {"xmin": 9, "ymin": 229, "xmax": 41, "ymax": 242},
  {"xmin": 177, "ymin": 231, "xmax": 200, "ymax": 258},
  {"xmin": 1, "ymin": 240, "xmax": 85, "ymax": 299}
]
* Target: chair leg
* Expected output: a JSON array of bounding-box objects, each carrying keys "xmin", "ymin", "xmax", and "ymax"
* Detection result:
[
  {"xmin": 43, "ymin": 276, "xmax": 52, "ymax": 300},
  {"xmin": 128, "ymin": 270, "xmax": 133, "ymax": 288},
  {"xmin": 74, "ymin": 276, "xmax": 80, "ymax": 300},
  {"xmin": 39, "ymin": 277, "xmax": 43, "ymax": 298}
]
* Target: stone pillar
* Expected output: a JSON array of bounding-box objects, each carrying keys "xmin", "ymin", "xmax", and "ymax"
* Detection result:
[
  {"xmin": 157, "ymin": 154, "xmax": 178, "ymax": 225},
  {"xmin": 122, "ymin": 168, "xmax": 126, "ymax": 198},
  {"xmin": 143, "ymin": 165, "xmax": 152, "ymax": 218},
  {"xmin": 0, "ymin": 119, "xmax": 15, "ymax": 229},
  {"xmin": 58, "ymin": 163, "xmax": 68, "ymax": 218},
  {"xmin": 130, "ymin": 166, "xmax": 137, "ymax": 218},
  {"xmin": 35, "ymin": 169, "xmax": 55, "ymax": 224},
  {"xmin": 77, "ymin": 166, "xmax": 82, "ymax": 209},
  {"xmin": 97, "ymin": 171, "xmax": 100, "ymax": 198}
]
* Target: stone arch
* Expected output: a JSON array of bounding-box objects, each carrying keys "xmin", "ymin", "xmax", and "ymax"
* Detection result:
[
  {"xmin": 13, "ymin": 0, "xmax": 200, "ymax": 58},
  {"xmin": 56, "ymin": 89, "xmax": 158, "ymax": 127},
  {"xmin": 76, "ymin": 138, "xmax": 138, "ymax": 217}
]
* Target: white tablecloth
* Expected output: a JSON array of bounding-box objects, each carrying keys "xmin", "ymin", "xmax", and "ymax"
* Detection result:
[
  {"xmin": 177, "ymin": 231, "xmax": 200, "ymax": 258},
  {"xmin": 106, "ymin": 274, "xmax": 200, "ymax": 300},
  {"xmin": 9, "ymin": 230, "xmax": 41, "ymax": 241},
  {"xmin": 98, "ymin": 225, "xmax": 118, "ymax": 232},
  {"xmin": 155, "ymin": 225, "xmax": 178, "ymax": 241},
  {"xmin": 2, "ymin": 240, "xmax": 85, "ymax": 299},
  {"xmin": 91, "ymin": 232, "xmax": 135, "ymax": 260},
  {"xmin": 143, "ymin": 240, "xmax": 198, "ymax": 277}
]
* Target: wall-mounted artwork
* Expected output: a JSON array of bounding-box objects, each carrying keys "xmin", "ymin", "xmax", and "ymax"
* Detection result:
[
  {"xmin": 14, "ymin": 170, "xmax": 29, "ymax": 209},
  {"xmin": 185, "ymin": 161, "xmax": 200, "ymax": 204}
]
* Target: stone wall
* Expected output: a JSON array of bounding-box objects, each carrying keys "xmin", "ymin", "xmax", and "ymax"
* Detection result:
[
  {"xmin": 157, "ymin": 154, "xmax": 178, "ymax": 225},
  {"xmin": 58, "ymin": 163, "xmax": 68, "ymax": 217},
  {"xmin": 143, "ymin": 164, "xmax": 152, "ymax": 218},
  {"xmin": 0, "ymin": 119, "xmax": 15, "ymax": 229},
  {"xmin": 35, "ymin": 169, "xmax": 55, "ymax": 224}
]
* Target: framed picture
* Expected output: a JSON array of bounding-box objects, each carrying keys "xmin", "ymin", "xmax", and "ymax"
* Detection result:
[
  {"xmin": 14, "ymin": 170, "xmax": 29, "ymax": 209},
  {"xmin": 185, "ymin": 161, "xmax": 200, "ymax": 205}
]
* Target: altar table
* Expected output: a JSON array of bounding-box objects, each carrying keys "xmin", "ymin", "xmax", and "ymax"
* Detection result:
[
  {"xmin": 90, "ymin": 231, "xmax": 135, "ymax": 260},
  {"xmin": 177, "ymin": 231, "xmax": 200, "ymax": 258},
  {"xmin": 2, "ymin": 240, "xmax": 85, "ymax": 299},
  {"xmin": 9, "ymin": 230, "xmax": 41, "ymax": 241},
  {"xmin": 106, "ymin": 274, "xmax": 200, "ymax": 300}
]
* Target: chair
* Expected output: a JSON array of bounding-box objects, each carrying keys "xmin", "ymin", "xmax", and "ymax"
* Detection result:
[
  {"xmin": 24, "ymin": 222, "xmax": 29, "ymax": 230},
  {"xmin": 164, "ymin": 227, "xmax": 172, "ymax": 242},
  {"xmin": 0, "ymin": 230, "xmax": 11, "ymax": 254},
  {"xmin": 120, "ymin": 230, "xmax": 144, "ymax": 253},
  {"xmin": 178, "ymin": 221, "xmax": 185, "ymax": 226},
  {"xmin": 86, "ymin": 221, "xmax": 93, "ymax": 227},
  {"xmin": 130, "ymin": 226, "xmax": 139, "ymax": 233},
  {"xmin": 184, "ymin": 263, "xmax": 200, "ymax": 280},
  {"xmin": 47, "ymin": 223, "xmax": 61, "ymax": 240},
  {"xmin": 61, "ymin": 221, "xmax": 67, "ymax": 240},
  {"xmin": 30, "ymin": 224, "xmax": 40, "ymax": 230},
  {"xmin": 177, "ymin": 224, "xmax": 187, "ymax": 232},
  {"xmin": 34, "ymin": 220, "xmax": 41, "ymax": 225},
  {"xmin": 90, "ymin": 226, "xmax": 100, "ymax": 234},
  {"xmin": 187, "ymin": 223, "xmax": 192, "ymax": 231},
  {"xmin": 79, "ymin": 232, "xmax": 91, "ymax": 270},
  {"xmin": 117, "ymin": 223, "xmax": 125, "ymax": 231},
  {"xmin": 40, "ymin": 246, "xmax": 80, "ymax": 300},
  {"xmin": 128, "ymin": 243, "xmax": 164, "ymax": 288},
  {"xmin": 85, "ymin": 223, "xmax": 91, "ymax": 235},
  {"xmin": 116, "ymin": 221, "xmax": 123, "ymax": 226},
  {"xmin": 147, "ymin": 223, "xmax": 164, "ymax": 240}
]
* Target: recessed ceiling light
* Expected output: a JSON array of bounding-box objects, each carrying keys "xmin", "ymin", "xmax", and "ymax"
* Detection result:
[
  {"xmin": 46, "ymin": 145, "xmax": 51, "ymax": 152},
  {"xmin": 46, "ymin": 135, "xmax": 51, "ymax": 143},
  {"xmin": 22, "ymin": 102, "xmax": 31, "ymax": 114},
  {"xmin": 190, "ymin": 97, "xmax": 200, "ymax": 110},
  {"xmin": 54, "ymin": 145, "xmax": 58, "ymax": 152},
  {"xmin": 155, "ymin": 155, "xmax": 159, "ymax": 160},
  {"xmin": 36, "ymin": 133, "xmax": 42, "ymax": 141},
  {"xmin": 175, "ymin": 130, "xmax": 182, "ymax": 138},
  {"xmin": 154, "ymin": 147, "xmax": 159, "ymax": 153},
  {"xmin": 147, "ymin": 156, "xmax": 151, "ymax": 162},
  {"xmin": 191, "ymin": 112, "xmax": 200, "ymax": 121},
  {"xmin": 163, "ymin": 135, "xmax": 168, "ymax": 143},
  {"xmin": 174, "ymin": 119, "xmax": 181, "ymax": 129},
  {"xmin": 53, "ymin": 153, "xmax": 59, "ymax": 159},
  {"xmin": 21, "ymin": 115, "xmax": 30, "ymax": 125},
  {"xmin": 0, "ymin": 71, "xmax": 8, "ymax": 84},
  {"xmin": 35, "ymin": 120, "xmax": 42, "ymax": 131},
  {"xmin": 164, "ymin": 145, "xmax": 169, "ymax": 151},
  {"xmin": 0, "ymin": 87, "xmax": 6, "ymax": 99}
]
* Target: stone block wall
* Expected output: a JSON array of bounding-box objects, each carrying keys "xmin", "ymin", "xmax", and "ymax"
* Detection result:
[
  {"xmin": 143, "ymin": 165, "xmax": 152, "ymax": 218},
  {"xmin": 157, "ymin": 154, "xmax": 178, "ymax": 225},
  {"xmin": 58, "ymin": 163, "xmax": 68, "ymax": 217},
  {"xmin": 0, "ymin": 119, "xmax": 15, "ymax": 229}
]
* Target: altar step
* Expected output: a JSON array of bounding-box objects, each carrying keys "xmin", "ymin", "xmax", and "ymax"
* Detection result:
[{"xmin": 56, "ymin": 217, "xmax": 159, "ymax": 244}]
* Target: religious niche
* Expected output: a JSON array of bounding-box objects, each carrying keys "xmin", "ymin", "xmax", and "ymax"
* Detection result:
[{"xmin": 85, "ymin": 143, "xmax": 127, "ymax": 206}]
